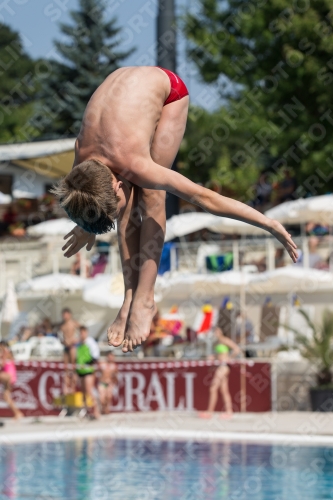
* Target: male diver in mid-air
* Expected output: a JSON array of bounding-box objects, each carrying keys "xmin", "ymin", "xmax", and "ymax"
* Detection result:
[{"xmin": 53, "ymin": 66, "xmax": 298, "ymax": 353}]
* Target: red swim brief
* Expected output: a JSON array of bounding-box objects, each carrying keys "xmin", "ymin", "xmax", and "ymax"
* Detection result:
[{"xmin": 157, "ymin": 67, "xmax": 189, "ymax": 106}]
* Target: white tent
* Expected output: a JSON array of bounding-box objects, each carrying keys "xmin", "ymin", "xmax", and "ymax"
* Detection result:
[
  {"xmin": 165, "ymin": 212, "xmax": 267, "ymax": 241},
  {"xmin": 17, "ymin": 273, "xmax": 87, "ymax": 293},
  {"xmin": 265, "ymin": 195, "xmax": 333, "ymax": 225}
]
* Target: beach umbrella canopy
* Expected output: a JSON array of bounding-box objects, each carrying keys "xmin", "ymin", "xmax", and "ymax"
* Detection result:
[
  {"xmin": 248, "ymin": 266, "xmax": 333, "ymax": 295},
  {"xmin": 265, "ymin": 195, "xmax": 333, "ymax": 225},
  {"xmin": 206, "ymin": 216, "xmax": 268, "ymax": 236},
  {"xmin": 83, "ymin": 273, "xmax": 166, "ymax": 309},
  {"xmin": 157, "ymin": 271, "xmax": 253, "ymax": 302},
  {"xmin": 27, "ymin": 217, "xmax": 117, "ymax": 239},
  {"xmin": 0, "ymin": 192, "xmax": 11, "ymax": 204},
  {"xmin": 165, "ymin": 213, "xmax": 217, "ymax": 240},
  {"xmin": 165, "ymin": 212, "xmax": 267, "ymax": 241},
  {"xmin": 17, "ymin": 273, "xmax": 87, "ymax": 293},
  {"xmin": 83, "ymin": 274, "xmax": 124, "ymax": 309},
  {"xmin": 27, "ymin": 218, "xmax": 76, "ymax": 237},
  {"xmin": 157, "ymin": 268, "xmax": 333, "ymax": 305}
]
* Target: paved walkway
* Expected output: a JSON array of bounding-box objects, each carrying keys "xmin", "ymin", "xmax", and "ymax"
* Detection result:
[{"xmin": 1, "ymin": 412, "xmax": 332, "ymax": 446}]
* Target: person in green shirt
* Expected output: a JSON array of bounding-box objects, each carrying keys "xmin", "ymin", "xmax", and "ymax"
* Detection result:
[{"xmin": 76, "ymin": 326, "xmax": 100, "ymax": 419}]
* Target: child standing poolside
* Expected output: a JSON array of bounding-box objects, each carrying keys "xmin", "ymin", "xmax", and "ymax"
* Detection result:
[
  {"xmin": 0, "ymin": 341, "xmax": 23, "ymax": 419},
  {"xmin": 200, "ymin": 328, "xmax": 241, "ymax": 419},
  {"xmin": 98, "ymin": 352, "xmax": 118, "ymax": 415}
]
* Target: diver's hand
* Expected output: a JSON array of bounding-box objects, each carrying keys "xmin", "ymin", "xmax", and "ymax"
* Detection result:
[
  {"xmin": 62, "ymin": 225, "xmax": 95, "ymax": 258},
  {"xmin": 269, "ymin": 220, "xmax": 298, "ymax": 263}
]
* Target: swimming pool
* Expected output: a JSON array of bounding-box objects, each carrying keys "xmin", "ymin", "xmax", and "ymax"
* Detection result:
[{"xmin": 1, "ymin": 438, "xmax": 333, "ymax": 499}]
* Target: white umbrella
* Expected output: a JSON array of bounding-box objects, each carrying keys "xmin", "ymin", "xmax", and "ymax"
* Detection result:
[
  {"xmin": 83, "ymin": 274, "xmax": 124, "ymax": 309},
  {"xmin": 27, "ymin": 217, "xmax": 116, "ymax": 239},
  {"xmin": 157, "ymin": 271, "xmax": 253, "ymax": 302},
  {"xmin": 265, "ymin": 195, "xmax": 333, "ymax": 225},
  {"xmin": 27, "ymin": 218, "xmax": 76, "ymax": 237},
  {"xmin": 165, "ymin": 212, "xmax": 267, "ymax": 241},
  {"xmin": 83, "ymin": 273, "xmax": 165, "ymax": 308},
  {"xmin": 165, "ymin": 213, "xmax": 218, "ymax": 240},
  {"xmin": 206, "ymin": 216, "xmax": 267, "ymax": 236},
  {"xmin": 156, "ymin": 268, "xmax": 333, "ymax": 304},
  {"xmin": 0, "ymin": 280, "xmax": 20, "ymax": 340},
  {"xmin": 0, "ymin": 192, "xmax": 11, "ymax": 204},
  {"xmin": 1, "ymin": 280, "xmax": 19, "ymax": 323},
  {"xmin": 12, "ymin": 189, "xmax": 37, "ymax": 199},
  {"xmin": 248, "ymin": 266, "xmax": 333, "ymax": 295},
  {"xmin": 17, "ymin": 273, "xmax": 87, "ymax": 293}
]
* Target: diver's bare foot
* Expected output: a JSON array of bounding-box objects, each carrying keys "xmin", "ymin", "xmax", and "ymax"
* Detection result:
[
  {"xmin": 122, "ymin": 301, "xmax": 157, "ymax": 353},
  {"xmin": 107, "ymin": 302, "xmax": 131, "ymax": 347},
  {"xmin": 14, "ymin": 411, "xmax": 24, "ymax": 420}
]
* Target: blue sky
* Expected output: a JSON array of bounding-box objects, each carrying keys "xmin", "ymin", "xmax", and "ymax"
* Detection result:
[{"xmin": 1, "ymin": 0, "xmax": 220, "ymax": 110}]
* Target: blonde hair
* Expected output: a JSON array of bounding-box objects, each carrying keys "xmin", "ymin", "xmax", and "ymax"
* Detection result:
[{"xmin": 51, "ymin": 159, "xmax": 120, "ymax": 234}]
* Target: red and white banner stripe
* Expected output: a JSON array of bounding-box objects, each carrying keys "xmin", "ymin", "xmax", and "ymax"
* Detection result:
[{"xmin": 14, "ymin": 359, "xmax": 256, "ymax": 370}]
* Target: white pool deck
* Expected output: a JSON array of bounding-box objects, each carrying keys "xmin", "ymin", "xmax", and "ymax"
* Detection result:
[{"xmin": 1, "ymin": 411, "xmax": 333, "ymax": 447}]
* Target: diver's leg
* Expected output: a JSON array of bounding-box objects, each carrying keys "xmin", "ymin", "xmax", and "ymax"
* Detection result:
[{"xmin": 123, "ymin": 97, "xmax": 189, "ymax": 352}]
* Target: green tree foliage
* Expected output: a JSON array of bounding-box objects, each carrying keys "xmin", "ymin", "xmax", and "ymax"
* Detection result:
[
  {"xmin": 283, "ymin": 309, "xmax": 333, "ymax": 386},
  {"xmin": 179, "ymin": 105, "xmax": 259, "ymax": 200},
  {"xmin": 184, "ymin": 0, "xmax": 333, "ymax": 195},
  {"xmin": 0, "ymin": 24, "xmax": 39, "ymax": 143},
  {"xmin": 41, "ymin": 0, "xmax": 134, "ymax": 137}
]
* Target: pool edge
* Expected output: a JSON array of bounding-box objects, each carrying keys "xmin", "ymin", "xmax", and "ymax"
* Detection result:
[{"xmin": 1, "ymin": 426, "xmax": 332, "ymax": 447}]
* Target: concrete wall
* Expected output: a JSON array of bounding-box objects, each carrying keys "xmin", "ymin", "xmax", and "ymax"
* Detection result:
[{"xmin": 274, "ymin": 360, "xmax": 317, "ymax": 411}]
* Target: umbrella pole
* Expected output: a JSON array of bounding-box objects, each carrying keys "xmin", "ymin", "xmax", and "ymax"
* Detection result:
[
  {"xmin": 232, "ymin": 241, "xmax": 239, "ymax": 271},
  {"xmin": 329, "ymin": 225, "xmax": 333, "ymax": 272},
  {"xmin": 0, "ymin": 254, "xmax": 4, "ymax": 340},
  {"xmin": 240, "ymin": 273, "xmax": 247, "ymax": 413},
  {"xmin": 80, "ymin": 248, "xmax": 87, "ymax": 279},
  {"xmin": 52, "ymin": 252, "xmax": 59, "ymax": 274}
]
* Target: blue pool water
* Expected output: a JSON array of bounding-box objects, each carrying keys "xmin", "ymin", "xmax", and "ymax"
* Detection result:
[{"xmin": 1, "ymin": 438, "xmax": 333, "ymax": 499}]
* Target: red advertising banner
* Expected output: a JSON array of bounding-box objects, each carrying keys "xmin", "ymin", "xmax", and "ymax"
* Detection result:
[{"xmin": 0, "ymin": 360, "xmax": 271, "ymax": 417}]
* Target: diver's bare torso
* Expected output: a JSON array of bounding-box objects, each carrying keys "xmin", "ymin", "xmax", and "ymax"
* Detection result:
[{"xmin": 74, "ymin": 67, "xmax": 171, "ymax": 169}]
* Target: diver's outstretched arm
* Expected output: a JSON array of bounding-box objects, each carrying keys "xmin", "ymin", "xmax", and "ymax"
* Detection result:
[{"xmin": 119, "ymin": 158, "xmax": 298, "ymax": 263}]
